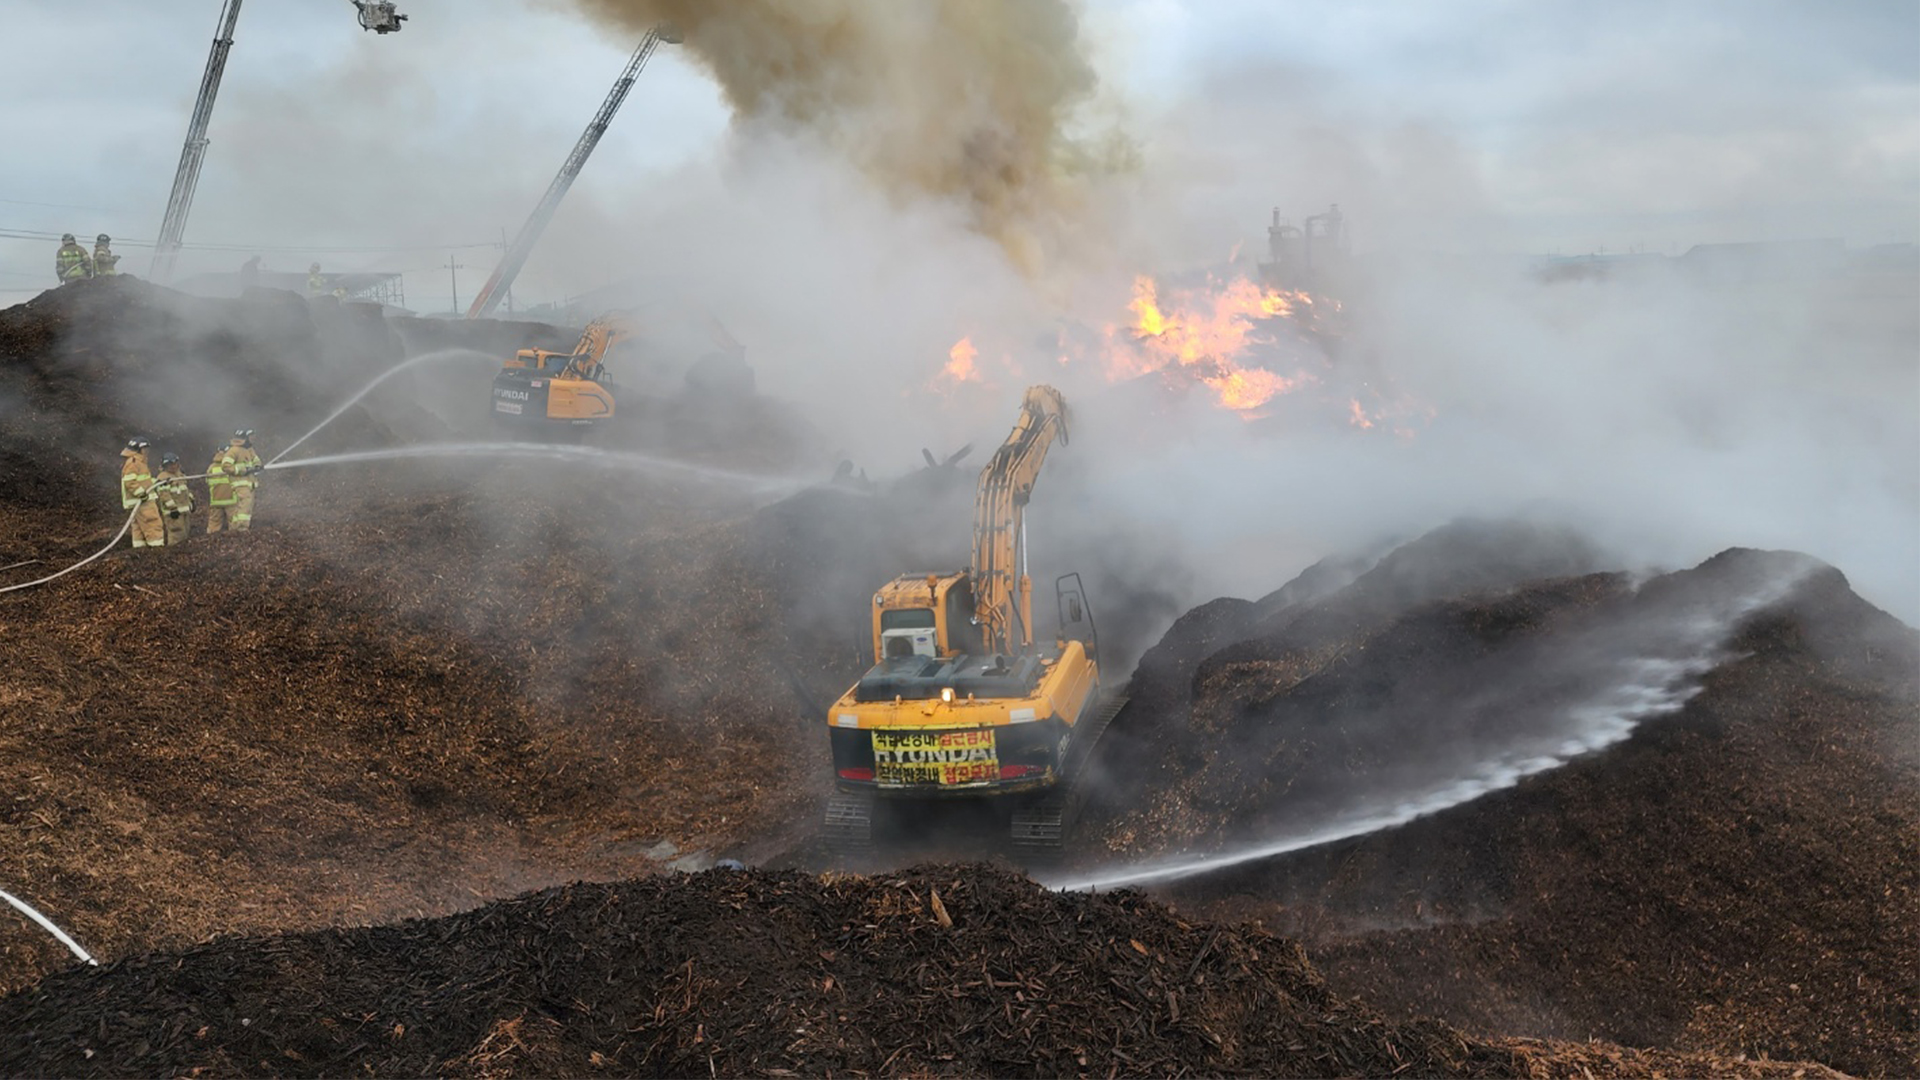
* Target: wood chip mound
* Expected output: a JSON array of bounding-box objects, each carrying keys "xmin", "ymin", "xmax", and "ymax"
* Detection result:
[{"xmin": 0, "ymin": 865, "xmax": 1837, "ymax": 1079}]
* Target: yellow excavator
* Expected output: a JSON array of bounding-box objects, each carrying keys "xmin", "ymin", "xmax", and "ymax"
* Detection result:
[
  {"xmin": 490, "ymin": 312, "xmax": 638, "ymax": 435},
  {"xmin": 823, "ymin": 385, "xmax": 1125, "ymax": 857}
]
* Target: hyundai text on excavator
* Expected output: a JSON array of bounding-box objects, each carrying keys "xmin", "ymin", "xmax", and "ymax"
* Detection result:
[
  {"xmin": 823, "ymin": 386, "xmax": 1125, "ymax": 858},
  {"xmin": 490, "ymin": 312, "xmax": 638, "ymax": 437}
]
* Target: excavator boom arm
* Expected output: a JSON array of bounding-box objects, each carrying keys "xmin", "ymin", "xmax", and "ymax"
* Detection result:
[
  {"xmin": 971, "ymin": 385, "xmax": 1069, "ymax": 655},
  {"xmin": 561, "ymin": 312, "xmax": 638, "ymax": 376}
]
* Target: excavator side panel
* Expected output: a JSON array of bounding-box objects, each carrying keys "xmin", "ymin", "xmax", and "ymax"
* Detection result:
[{"xmin": 546, "ymin": 379, "xmax": 615, "ymax": 422}]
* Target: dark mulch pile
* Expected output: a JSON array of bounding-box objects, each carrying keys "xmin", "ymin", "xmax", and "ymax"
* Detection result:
[
  {"xmin": 0, "ymin": 865, "xmax": 1837, "ymax": 1079},
  {"xmin": 1096, "ymin": 527, "xmax": 1918, "ymax": 1076}
]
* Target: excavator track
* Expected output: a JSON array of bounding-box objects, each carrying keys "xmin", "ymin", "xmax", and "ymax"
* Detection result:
[
  {"xmin": 1009, "ymin": 695, "xmax": 1129, "ymax": 860},
  {"xmin": 823, "ymin": 789, "xmax": 876, "ymax": 854}
]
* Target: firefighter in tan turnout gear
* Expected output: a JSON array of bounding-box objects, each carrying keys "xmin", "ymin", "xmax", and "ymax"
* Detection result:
[
  {"xmin": 153, "ymin": 452, "xmax": 195, "ymax": 547},
  {"xmin": 56, "ymin": 234, "xmax": 93, "ymax": 283},
  {"xmin": 118, "ymin": 438, "xmax": 164, "ymax": 549},
  {"xmin": 204, "ymin": 447, "xmax": 236, "ymax": 534},
  {"xmin": 221, "ymin": 430, "xmax": 263, "ymax": 532},
  {"xmin": 93, "ymin": 235, "xmax": 120, "ymax": 277}
]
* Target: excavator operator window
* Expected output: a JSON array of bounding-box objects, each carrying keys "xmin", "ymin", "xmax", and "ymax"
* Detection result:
[{"xmin": 880, "ymin": 609, "xmax": 935, "ymax": 631}]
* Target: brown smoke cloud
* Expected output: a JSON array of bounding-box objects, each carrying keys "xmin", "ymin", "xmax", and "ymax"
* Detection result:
[{"xmin": 563, "ymin": 0, "xmax": 1128, "ymax": 273}]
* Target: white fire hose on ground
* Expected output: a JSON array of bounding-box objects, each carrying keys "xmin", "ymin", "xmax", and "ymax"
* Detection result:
[
  {"xmin": 0, "ymin": 464, "xmax": 236, "ymax": 597},
  {"xmin": 0, "ymin": 888, "xmax": 97, "ymax": 966},
  {"xmin": 0, "ymin": 505, "xmax": 139, "ymax": 596}
]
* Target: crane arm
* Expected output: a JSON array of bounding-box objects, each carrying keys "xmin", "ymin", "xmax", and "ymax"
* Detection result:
[
  {"xmin": 149, "ymin": 0, "xmax": 244, "ymax": 281},
  {"xmin": 970, "ymin": 385, "xmax": 1070, "ymax": 655},
  {"xmin": 466, "ymin": 26, "xmax": 675, "ymax": 319}
]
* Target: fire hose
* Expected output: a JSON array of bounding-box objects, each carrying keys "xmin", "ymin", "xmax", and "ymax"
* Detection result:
[
  {"xmin": 0, "ymin": 887, "xmax": 97, "ymax": 966},
  {"xmin": 0, "ymin": 465, "xmax": 239, "ymax": 597},
  {"xmin": 0, "ymin": 505, "xmax": 139, "ymax": 595}
]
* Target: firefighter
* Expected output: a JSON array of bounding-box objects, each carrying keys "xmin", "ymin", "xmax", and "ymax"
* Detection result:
[
  {"xmin": 56, "ymin": 234, "xmax": 93, "ymax": 282},
  {"xmin": 92, "ymin": 234, "xmax": 119, "ymax": 277},
  {"xmin": 222, "ymin": 429, "xmax": 263, "ymax": 532},
  {"xmin": 153, "ymin": 452, "xmax": 195, "ymax": 547},
  {"xmin": 118, "ymin": 438, "xmax": 164, "ymax": 550},
  {"xmin": 307, "ymin": 263, "xmax": 326, "ymax": 296},
  {"xmin": 204, "ymin": 446, "xmax": 236, "ymax": 534}
]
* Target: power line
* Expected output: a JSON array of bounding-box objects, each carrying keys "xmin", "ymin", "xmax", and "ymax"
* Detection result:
[{"xmin": 0, "ymin": 197, "xmax": 126, "ymax": 213}]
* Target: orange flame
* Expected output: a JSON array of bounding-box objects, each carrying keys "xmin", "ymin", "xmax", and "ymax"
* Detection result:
[
  {"xmin": 947, "ymin": 267, "xmax": 1430, "ymax": 436},
  {"xmin": 939, "ymin": 336, "xmax": 980, "ymax": 387},
  {"xmin": 1111, "ymin": 275, "xmax": 1311, "ymax": 414}
]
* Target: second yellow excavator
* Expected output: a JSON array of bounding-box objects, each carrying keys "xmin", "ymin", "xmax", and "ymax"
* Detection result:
[
  {"xmin": 822, "ymin": 386, "xmax": 1125, "ymax": 858},
  {"xmin": 490, "ymin": 312, "xmax": 638, "ymax": 436}
]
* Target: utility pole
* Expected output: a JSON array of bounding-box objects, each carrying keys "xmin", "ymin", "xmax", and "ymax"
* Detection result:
[{"xmin": 444, "ymin": 257, "xmax": 464, "ymax": 315}]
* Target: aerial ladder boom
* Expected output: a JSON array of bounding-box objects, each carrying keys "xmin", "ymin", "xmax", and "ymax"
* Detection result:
[
  {"xmin": 971, "ymin": 385, "xmax": 1070, "ymax": 655},
  {"xmin": 465, "ymin": 26, "xmax": 677, "ymax": 319},
  {"xmin": 150, "ymin": 1, "xmax": 406, "ymax": 280},
  {"xmin": 150, "ymin": 0, "xmax": 244, "ymax": 281}
]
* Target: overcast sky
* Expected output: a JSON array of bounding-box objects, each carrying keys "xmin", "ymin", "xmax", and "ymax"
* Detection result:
[{"xmin": 0, "ymin": 0, "xmax": 1913, "ymax": 306}]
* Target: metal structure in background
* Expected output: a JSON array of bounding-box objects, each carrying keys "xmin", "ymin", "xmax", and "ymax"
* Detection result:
[
  {"xmin": 352, "ymin": 1, "xmax": 408, "ymax": 33},
  {"xmin": 1261, "ymin": 203, "xmax": 1348, "ymax": 291},
  {"xmin": 149, "ymin": 0, "xmax": 244, "ymax": 281},
  {"xmin": 465, "ymin": 25, "xmax": 679, "ymax": 320},
  {"xmin": 352, "ymin": 273, "xmax": 407, "ymax": 308},
  {"xmin": 150, "ymin": 2, "xmax": 407, "ymax": 281}
]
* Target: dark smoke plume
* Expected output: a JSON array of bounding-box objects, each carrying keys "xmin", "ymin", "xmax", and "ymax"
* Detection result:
[{"xmin": 562, "ymin": 0, "xmax": 1131, "ymax": 273}]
